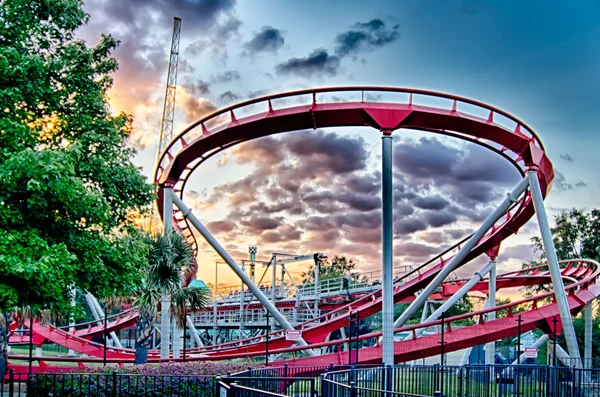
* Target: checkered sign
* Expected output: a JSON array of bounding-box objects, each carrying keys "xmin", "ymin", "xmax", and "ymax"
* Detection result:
[{"xmin": 248, "ymin": 246, "xmax": 258, "ymax": 254}]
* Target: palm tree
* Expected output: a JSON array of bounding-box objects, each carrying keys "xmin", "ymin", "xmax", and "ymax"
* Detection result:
[{"xmin": 134, "ymin": 231, "xmax": 209, "ymax": 363}]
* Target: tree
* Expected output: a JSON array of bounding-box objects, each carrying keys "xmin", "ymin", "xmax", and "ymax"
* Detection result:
[
  {"xmin": 0, "ymin": 0, "xmax": 154, "ymax": 370},
  {"xmin": 302, "ymin": 255, "xmax": 363, "ymax": 282},
  {"xmin": 135, "ymin": 231, "xmax": 210, "ymax": 363},
  {"xmin": 522, "ymin": 209, "xmax": 600, "ymax": 296}
]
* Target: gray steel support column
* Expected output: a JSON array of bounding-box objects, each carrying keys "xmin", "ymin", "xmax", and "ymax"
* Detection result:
[
  {"xmin": 90, "ymin": 294, "xmax": 122, "ymax": 348},
  {"xmin": 527, "ymin": 170, "xmax": 581, "ymax": 366},
  {"xmin": 392, "ymin": 177, "xmax": 529, "ymax": 330},
  {"xmin": 271, "ymin": 255, "xmax": 277, "ymax": 303},
  {"xmin": 160, "ymin": 295, "xmax": 171, "ymax": 359},
  {"xmin": 240, "ymin": 262, "xmax": 245, "ymax": 340},
  {"xmin": 314, "ymin": 260, "xmax": 320, "ymax": 313},
  {"xmin": 186, "ymin": 315, "xmax": 202, "ymax": 347},
  {"xmin": 161, "ymin": 186, "xmax": 174, "ymax": 359},
  {"xmin": 213, "ymin": 262, "xmax": 218, "ymax": 345},
  {"xmin": 405, "ymin": 259, "xmax": 496, "ymax": 341},
  {"xmin": 584, "ymin": 302, "xmax": 593, "ymax": 369},
  {"xmin": 485, "ymin": 260, "xmax": 497, "ymax": 365},
  {"xmin": 170, "ymin": 192, "xmax": 316, "ymax": 356},
  {"xmin": 381, "ymin": 132, "xmax": 394, "ymax": 367},
  {"xmin": 172, "ymin": 324, "xmax": 182, "ymax": 358}
]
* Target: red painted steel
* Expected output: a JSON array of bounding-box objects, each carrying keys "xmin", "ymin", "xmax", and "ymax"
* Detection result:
[{"xmin": 9, "ymin": 88, "xmax": 594, "ymax": 373}]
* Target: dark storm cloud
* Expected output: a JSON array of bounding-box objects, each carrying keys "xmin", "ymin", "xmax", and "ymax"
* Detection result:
[
  {"xmin": 184, "ymin": 79, "xmax": 211, "ymax": 96},
  {"xmin": 219, "ymin": 90, "xmax": 240, "ymax": 103},
  {"xmin": 259, "ymin": 226, "xmax": 302, "ymax": 244},
  {"xmin": 98, "ymin": 0, "xmax": 236, "ymax": 29},
  {"xmin": 394, "ymin": 217, "xmax": 428, "ymax": 235},
  {"xmin": 213, "ymin": 71, "xmax": 241, "ymax": 83},
  {"xmin": 423, "ymin": 210, "xmax": 458, "ymax": 228},
  {"xmin": 560, "ymin": 153, "xmax": 574, "ymax": 162},
  {"xmin": 335, "ymin": 19, "xmax": 400, "ymax": 57},
  {"xmin": 275, "ymin": 49, "xmax": 341, "ymax": 78},
  {"xmin": 206, "ymin": 220, "xmax": 237, "ymax": 234},
  {"xmin": 395, "ymin": 242, "xmax": 439, "ymax": 258},
  {"xmin": 240, "ymin": 216, "xmax": 283, "ymax": 233},
  {"xmin": 344, "ymin": 173, "xmax": 380, "ymax": 194},
  {"xmin": 243, "ymin": 26, "xmax": 285, "ymax": 55},
  {"xmin": 394, "ymin": 137, "xmax": 520, "ymax": 205},
  {"xmin": 285, "ymin": 131, "xmax": 367, "ymax": 174},
  {"xmin": 333, "ymin": 211, "xmax": 381, "ymax": 229},
  {"xmin": 414, "ymin": 195, "xmax": 449, "ymax": 210}
]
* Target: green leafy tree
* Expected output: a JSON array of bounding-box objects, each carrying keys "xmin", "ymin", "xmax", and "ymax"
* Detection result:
[
  {"xmin": 0, "ymin": 0, "xmax": 154, "ymax": 369},
  {"xmin": 302, "ymin": 255, "xmax": 365, "ymax": 282},
  {"xmin": 135, "ymin": 231, "xmax": 210, "ymax": 362},
  {"xmin": 522, "ymin": 209, "xmax": 600, "ymax": 296}
]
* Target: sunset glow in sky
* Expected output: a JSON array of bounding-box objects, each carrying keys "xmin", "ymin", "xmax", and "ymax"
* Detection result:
[{"xmin": 78, "ymin": 0, "xmax": 599, "ymax": 292}]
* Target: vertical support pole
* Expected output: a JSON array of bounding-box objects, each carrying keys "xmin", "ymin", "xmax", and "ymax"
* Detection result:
[
  {"xmin": 584, "ymin": 302, "xmax": 592, "ymax": 369},
  {"xmin": 485, "ymin": 260, "xmax": 497, "ymax": 365},
  {"xmin": 271, "ymin": 255, "xmax": 277, "ymax": 303},
  {"xmin": 160, "ymin": 295, "xmax": 171, "ymax": 359},
  {"xmin": 280, "ymin": 264, "xmax": 285, "ymax": 297},
  {"xmin": 515, "ymin": 314, "xmax": 522, "ymax": 368},
  {"xmin": 182, "ymin": 311, "xmax": 187, "ymax": 361},
  {"xmin": 103, "ymin": 303, "xmax": 108, "ymax": 366},
  {"xmin": 161, "ymin": 185, "xmax": 173, "ymax": 360},
  {"xmin": 381, "ymin": 130, "xmax": 394, "ymax": 368},
  {"xmin": 527, "ymin": 170, "xmax": 582, "ymax": 366},
  {"xmin": 355, "ymin": 311, "xmax": 360, "ymax": 365},
  {"xmin": 271, "ymin": 254, "xmax": 277, "ymax": 332},
  {"xmin": 314, "ymin": 256, "xmax": 320, "ymax": 314},
  {"xmin": 68, "ymin": 288, "xmax": 76, "ymax": 356},
  {"xmin": 265, "ymin": 311, "xmax": 269, "ymax": 367},
  {"xmin": 213, "ymin": 262, "xmax": 218, "ymax": 345},
  {"xmin": 553, "ymin": 315, "xmax": 558, "ymax": 367},
  {"xmin": 28, "ymin": 314, "xmax": 33, "ymax": 374},
  {"xmin": 239, "ymin": 262, "xmax": 245, "ymax": 340}
]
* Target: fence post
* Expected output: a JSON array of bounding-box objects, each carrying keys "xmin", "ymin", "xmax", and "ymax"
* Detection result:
[
  {"xmin": 458, "ymin": 366, "xmax": 463, "ymax": 397},
  {"xmin": 284, "ymin": 363, "xmax": 288, "ymax": 377},
  {"xmin": 320, "ymin": 373, "xmax": 328, "ymax": 397},
  {"xmin": 8, "ymin": 369, "xmax": 14, "ymax": 396},
  {"xmin": 434, "ymin": 392, "xmax": 443, "ymax": 397},
  {"xmin": 350, "ymin": 381, "xmax": 357, "ymax": 397},
  {"xmin": 112, "ymin": 371, "xmax": 117, "ymax": 397}
]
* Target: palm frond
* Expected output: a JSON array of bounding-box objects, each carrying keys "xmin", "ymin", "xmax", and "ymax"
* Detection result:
[
  {"xmin": 170, "ymin": 287, "xmax": 211, "ymax": 328},
  {"xmin": 135, "ymin": 289, "xmax": 162, "ymax": 318}
]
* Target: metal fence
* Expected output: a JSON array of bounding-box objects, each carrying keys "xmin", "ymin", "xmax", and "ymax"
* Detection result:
[
  {"xmin": 322, "ymin": 365, "xmax": 600, "ymax": 397},
  {"xmin": 3, "ymin": 364, "xmax": 600, "ymax": 397},
  {"xmin": 2, "ymin": 370, "xmax": 215, "ymax": 397}
]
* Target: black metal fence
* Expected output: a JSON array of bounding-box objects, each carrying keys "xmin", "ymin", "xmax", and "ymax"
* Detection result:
[
  {"xmin": 3, "ymin": 364, "xmax": 600, "ymax": 397},
  {"xmin": 1, "ymin": 370, "xmax": 215, "ymax": 397},
  {"xmin": 322, "ymin": 365, "xmax": 600, "ymax": 397}
]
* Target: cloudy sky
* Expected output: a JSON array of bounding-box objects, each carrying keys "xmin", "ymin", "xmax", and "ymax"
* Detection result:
[{"xmin": 79, "ymin": 0, "xmax": 599, "ymax": 291}]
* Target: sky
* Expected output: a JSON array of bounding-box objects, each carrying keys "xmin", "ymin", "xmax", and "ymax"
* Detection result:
[{"xmin": 78, "ymin": 0, "xmax": 600, "ymax": 293}]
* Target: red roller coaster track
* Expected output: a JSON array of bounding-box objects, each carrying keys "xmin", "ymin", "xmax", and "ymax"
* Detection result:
[{"xmin": 10, "ymin": 87, "xmax": 599, "ymax": 373}]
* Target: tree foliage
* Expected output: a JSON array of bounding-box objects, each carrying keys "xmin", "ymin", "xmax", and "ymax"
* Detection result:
[
  {"xmin": 0, "ymin": 0, "xmax": 154, "ymax": 316},
  {"xmin": 522, "ymin": 209, "xmax": 600, "ymax": 297},
  {"xmin": 135, "ymin": 232, "xmax": 210, "ymax": 348},
  {"xmin": 302, "ymin": 255, "xmax": 363, "ymax": 283}
]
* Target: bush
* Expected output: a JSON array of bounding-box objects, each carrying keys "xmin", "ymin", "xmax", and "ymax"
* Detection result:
[{"xmin": 27, "ymin": 361, "xmax": 261, "ymax": 396}]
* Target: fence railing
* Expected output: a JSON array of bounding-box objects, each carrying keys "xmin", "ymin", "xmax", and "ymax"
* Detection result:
[
  {"xmin": 19, "ymin": 371, "xmax": 215, "ymax": 397},
  {"xmin": 4, "ymin": 363, "xmax": 600, "ymax": 397}
]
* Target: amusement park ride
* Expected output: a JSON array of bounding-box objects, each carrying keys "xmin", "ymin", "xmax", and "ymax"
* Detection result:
[{"xmin": 6, "ymin": 18, "xmax": 599, "ymax": 375}]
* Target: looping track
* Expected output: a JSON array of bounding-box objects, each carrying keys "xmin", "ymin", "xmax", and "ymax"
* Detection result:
[{"xmin": 10, "ymin": 87, "xmax": 599, "ymax": 372}]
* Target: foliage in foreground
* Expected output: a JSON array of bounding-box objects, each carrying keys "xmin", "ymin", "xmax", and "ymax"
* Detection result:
[
  {"xmin": 0, "ymin": 0, "xmax": 154, "ymax": 316},
  {"xmin": 28, "ymin": 362, "xmax": 261, "ymax": 397}
]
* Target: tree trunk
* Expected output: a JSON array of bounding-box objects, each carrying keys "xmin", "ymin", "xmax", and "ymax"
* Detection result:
[
  {"xmin": 135, "ymin": 310, "xmax": 153, "ymax": 364},
  {"xmin": 160, "ymin": 296, "xmax": 171, "ymax": 360}
]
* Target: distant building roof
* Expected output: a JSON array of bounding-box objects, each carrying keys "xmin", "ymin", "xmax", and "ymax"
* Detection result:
[{"xmin": 189, "ymin": 279, "xmax": 208, "ymax": 289}]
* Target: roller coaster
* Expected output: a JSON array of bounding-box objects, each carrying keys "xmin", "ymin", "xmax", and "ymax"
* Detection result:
[{"xmin": 8, "ymin": 87, "xmax": 598, "ymax": 374}]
